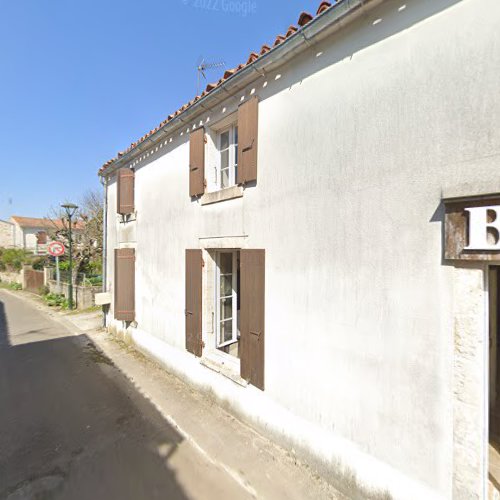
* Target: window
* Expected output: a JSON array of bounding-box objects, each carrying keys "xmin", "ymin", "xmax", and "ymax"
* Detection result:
[
  {"xmin": 117, "ymin": 167, "xmax": 135, "ymax": 215},
  {"xmin": 218, "ymin": 125, "xmax": 238, "ymax": 190},
  {"xmin": 215, "ymin": 251, "xmax": 240, "ymax": 354},
  {"xmin": 36, "ymin": 231, "xmax": 47, "ymax": 244},
  {"xmin": 185, "ymin": 246, "xmax": 265, "ymax": 389}
]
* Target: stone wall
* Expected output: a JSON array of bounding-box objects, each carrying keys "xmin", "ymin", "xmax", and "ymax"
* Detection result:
[
  {"xmin": 47, "ymin": 280, "xmax": 100, "ymax": 310},
  {"xmin": 0, "ymin": 271, "xmax": 22, "ymax": 285}
]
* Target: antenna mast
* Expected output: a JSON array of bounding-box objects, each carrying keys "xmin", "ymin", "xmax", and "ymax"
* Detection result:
[{"xmin": 196, "ymin": 58, "xmax": 225, "ymax": 95}]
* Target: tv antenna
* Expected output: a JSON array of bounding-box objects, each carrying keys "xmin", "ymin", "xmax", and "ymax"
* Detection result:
[{"xmin": 197, "ymin": 56, "xmax": 225, "ymax": 95}]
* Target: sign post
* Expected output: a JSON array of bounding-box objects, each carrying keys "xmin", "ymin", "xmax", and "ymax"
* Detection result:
[
  {"xmin": 56, "ymin": 256, "xmax": 60, "ymax": 288},
  {"xmin": 48, "ymin": 242, "xmax": 66, "ymax": 290}
]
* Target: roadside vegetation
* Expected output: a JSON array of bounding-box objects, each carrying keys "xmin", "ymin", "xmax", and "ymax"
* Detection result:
[
  {"xmin": 47, "ymin": 189, "xmax": 103, "ymax": 283},
  {"xmin": 0, "ymin": 248, "xmax": 48, "ymax": 272},
  {"xmin": 0, "ymin": 190, "xmax": 103, "ymax": 313},
  {"xmin": 0, "ymin": 281, "xmax": 22, "ymax": 291},
  {"xmin": 42, "ymin": 292, "xmax": 70, "ymax": 309}
]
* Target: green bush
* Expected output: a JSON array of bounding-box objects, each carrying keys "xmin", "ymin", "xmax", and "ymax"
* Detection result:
[
  {"xmin": 83, "ymin": 276, "xmax": 102, "ymax": 287},
  {"xmin": 43, "ymin": 292, "xmax": 69, "ymax": 309},
  {"xmin": 8, "ymin": 282, "xmax": 22, "ymax": 291},
  {"xmin": 0, "ymin": 248, "xmax": 31, "ymax": 272},
  {"xmin": 87, "ymin": 259, "xmax": 102, "ymax": 275},
  {"xmin": 38, "ymin": 285, "xmax": 50, "ymax": 296},
  {"xmin": 32, "ymin": 256, "xmax": 49, "ymax": 271},
  {"xmin": 58, "ymin": 260, "xmax": 70, "ymax": 271},
  {"xmin": 44, "ymin": 293, "xmax": 64, "ymax": 307}
]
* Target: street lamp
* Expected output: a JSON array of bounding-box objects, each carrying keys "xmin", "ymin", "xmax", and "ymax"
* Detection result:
[{"xmin": 61, "ymin": 203, "xmax": 78, "ymax": 310}]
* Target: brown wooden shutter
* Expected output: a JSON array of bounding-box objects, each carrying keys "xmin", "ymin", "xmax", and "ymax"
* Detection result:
[
  {"xmin": 36, "ymin": 231, "xmax": 47, "ymax": 244},
  {"xmin": 117, "ymin": 167, "xmax": 135, "ymax": 215},
  {"xmin": 189, "ymin": 128, "xmax": 205, "ymax": 197},
  {"xmin": 237, "ymin": 96, "xmax": 259, "ymax": 184},
  {"xmin": 185, "ymin": 249, "xmax": 203, "ymax": 356},
  {"xmin": 114, "ymin": 248, "xmax": 135, "ymax": 322},
  {"xmin": 240, "ymin": 249, "xmax": 265, "ymax": 390}
]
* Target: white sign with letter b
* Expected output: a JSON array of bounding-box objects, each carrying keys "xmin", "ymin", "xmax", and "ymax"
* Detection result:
[{"xmin": 465, "ymin": 205, "xmax": 500, "ymax": 250}]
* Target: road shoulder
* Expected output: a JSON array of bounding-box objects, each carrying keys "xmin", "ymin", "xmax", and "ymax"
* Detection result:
[{"xmin": 1, "ymin": 289, "xmax": 343, "ymax": 500}]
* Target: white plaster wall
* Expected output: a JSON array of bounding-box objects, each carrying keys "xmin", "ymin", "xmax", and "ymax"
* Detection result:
[
  {"xmin": 9, "ymin": 224, "xmax": 45, "ymax": 250},
  {"xmin": 106, "ymin": 179, "xmax": 119, "ymax": 315},
  {"xmin": 23, "ymin": 228, "xmax": 39, "ymax": 250},
  {"xmin": 11, "ymin": 223, "xmax": 24, "ymax": 248},
  {"xmin": 105, "ymin": 0, "xmax": 500, "ymax": 497},
  {"xmin": 0, "ymin": 221, "xmax": 13, "ymax": 248},
  {"xmin": 452, "ymin": 266, "xmax": 487, "ymax": 500}
]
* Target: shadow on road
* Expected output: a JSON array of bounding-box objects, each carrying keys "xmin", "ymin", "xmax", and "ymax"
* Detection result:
[{"xmin": 0, "ymin": 297, "xmax": 190, "ymax": 500}]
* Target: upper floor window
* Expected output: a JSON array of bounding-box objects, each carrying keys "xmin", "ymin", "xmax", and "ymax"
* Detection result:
[{"xmin": 218, "ymin": 125, "xmax": 238, "ymax": 190}]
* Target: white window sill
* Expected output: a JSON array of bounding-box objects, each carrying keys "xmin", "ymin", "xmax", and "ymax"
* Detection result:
[
  {"xmin": 118, "ymin": 212, "xmax": 137, "ymax": 223},
  {"xmin": 201, "ymin": 185, "xmax": 243, "ymax": 206},
  {"xmin": 200, "ymin": 351, "xmax": 247, "ymax": 387}
]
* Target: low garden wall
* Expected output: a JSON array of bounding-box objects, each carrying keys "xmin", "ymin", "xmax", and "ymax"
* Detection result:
[
  {"xmin": 0, "ymin": 271, "xmax": 22, "ymax": 285},
  {"xmin": 47, "ymin": 279, "xmax": 100, "ymax": 310}
]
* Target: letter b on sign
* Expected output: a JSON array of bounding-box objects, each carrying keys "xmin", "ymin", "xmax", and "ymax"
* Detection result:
[{"xmin": 465, "ymin": 206, "xmax": 500, "ymax": 250}]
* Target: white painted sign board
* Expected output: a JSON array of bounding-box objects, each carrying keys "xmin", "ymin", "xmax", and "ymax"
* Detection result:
[{"xmin": 465, "ymin": 205, "xmax": 500, "ymax": 250}]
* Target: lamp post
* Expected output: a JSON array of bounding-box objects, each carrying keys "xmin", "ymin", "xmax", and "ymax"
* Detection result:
[{"xmin": 61, "ymin": 203, "xmax": 78, "ymax": 310}]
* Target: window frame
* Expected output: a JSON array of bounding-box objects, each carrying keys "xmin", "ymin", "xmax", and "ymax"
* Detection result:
[
  {"xmin": 217, "ymin": 124, "xmax": 238, "ymax": 191},
  {"xmin": 215, "ymin": 250, "xmax": 238, "ymax": 349}
]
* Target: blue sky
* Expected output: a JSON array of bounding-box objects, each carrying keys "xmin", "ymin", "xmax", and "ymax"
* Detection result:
[{"xmin": 0, "ymin": 0, "xmax": 321, "ymax": 220}]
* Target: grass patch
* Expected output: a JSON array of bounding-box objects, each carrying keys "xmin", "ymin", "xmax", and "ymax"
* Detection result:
[
  {"xmin": 42, "ymin": 293, "xmax": 69, "ymax": 309},
  {"xmin": 65, "ymin": 305, "xmax": 101, "ymax": 315},
  {"xmin": 0, "ymin": 281, "xmax": 22, "ymax": 291}
]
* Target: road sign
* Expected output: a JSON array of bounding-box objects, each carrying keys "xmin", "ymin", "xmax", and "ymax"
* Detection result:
[{"xmin": 48, "ymin": 241, "xmax": 65, "ymax": 257}]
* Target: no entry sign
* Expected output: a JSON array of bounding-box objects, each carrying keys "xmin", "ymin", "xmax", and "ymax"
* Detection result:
[{"xmin": 48, "ymin": 241, "xmax": 65, "ymax": 257}]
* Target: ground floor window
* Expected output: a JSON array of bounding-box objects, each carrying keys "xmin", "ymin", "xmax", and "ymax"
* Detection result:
[
  {"xmin": 215, "ymin": 250, "xmax": 240, "ymax": 358},
  {"xmin": 186, "ymin": 246, "xmax": 264, "ymax": 389}
]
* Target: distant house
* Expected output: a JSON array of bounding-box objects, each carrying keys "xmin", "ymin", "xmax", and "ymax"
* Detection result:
[{"xmin": 9, "ymin": 216, "xmax": 83, "ymax": 254}]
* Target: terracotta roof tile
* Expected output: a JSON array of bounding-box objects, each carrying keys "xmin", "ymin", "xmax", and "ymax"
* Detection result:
[
  {"xmin": 99, "ymin": 0, "xmax": 336, "ymax": 174},
  {"xmin": 260, "ymin": 44, "xmax": 271, "ymax": 55},
  {"xmin": 11, "ymin": 216, "xmax": 84, "ymax": 230},
  {"xmin": 273, "ymin": 35, "xmax": 286, "ymax": 47},
  {"xmin": 317, "ymin": 1, "xmax": 333, "ymax": 15},
  {"xmin": 298, "ymin": 11, "xmax": 313, "ymax": 26},
  {"xmin": 246, "ymin": 52, "xmax": 259, "ymax": 64}
]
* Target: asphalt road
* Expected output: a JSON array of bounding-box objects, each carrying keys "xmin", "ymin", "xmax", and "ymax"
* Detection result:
[{"xmin": 0, "ymin": 290, "xmax": 251, "ymax": 500}]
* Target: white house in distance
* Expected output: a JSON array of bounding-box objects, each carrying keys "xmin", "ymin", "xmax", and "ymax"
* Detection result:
[
  {"xmin": 11, "ymin": 216, "xmax": 53, "ymax": 253},
  {"xmin": 98, "ymin": 1, "xmax": 500, "ymax": 498},
  {"xmin": 0, "ymin": 216, "xmax": 83, "ymax": 254}
]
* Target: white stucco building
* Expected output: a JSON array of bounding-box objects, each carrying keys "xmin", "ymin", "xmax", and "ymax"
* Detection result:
[
  {"xmin": 98, "ymin": 1, "xmax": 500, "ymax": 498},
  {"xmin": 3, "ymin": 216, "xmax": 83, "ymax": 254},
  {"xmin": 9, "ymin": 216, "xmax": 53, "ymax": 253}
]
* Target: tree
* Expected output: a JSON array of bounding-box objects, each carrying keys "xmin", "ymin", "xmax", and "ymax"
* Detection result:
[{"xmin": 47, "ymin": 189, "xmax": 103, "ymax": 281}]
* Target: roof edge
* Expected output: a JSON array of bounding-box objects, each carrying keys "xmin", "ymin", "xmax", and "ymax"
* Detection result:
[{"xmin": 99, "ymin": 0, "xmax": 382, "ymax": 178}]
